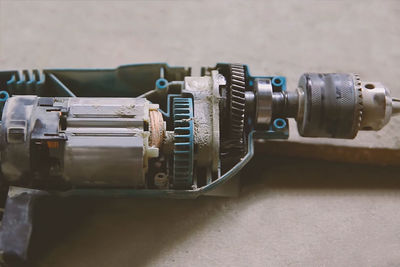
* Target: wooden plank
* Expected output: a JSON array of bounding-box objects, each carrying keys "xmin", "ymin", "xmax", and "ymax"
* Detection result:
[{"xmin": 256, "ymin": 141, "xmax": 400, "ymax": 166}]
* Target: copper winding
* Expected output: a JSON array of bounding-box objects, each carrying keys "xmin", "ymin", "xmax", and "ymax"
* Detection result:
[{"xmin": 149, "ymin": 110, "xmax": 165, "ymax": 148}]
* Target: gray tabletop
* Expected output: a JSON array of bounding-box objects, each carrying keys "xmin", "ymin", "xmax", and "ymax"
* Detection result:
[{"xmin": 1, "ymin": 1, "xmax": 400, "ymax": 266}]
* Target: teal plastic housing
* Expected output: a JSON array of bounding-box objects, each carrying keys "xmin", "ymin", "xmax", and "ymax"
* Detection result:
[{"xmin": 0, "ymin": 63, "xmax": 288, "ymax": 198}]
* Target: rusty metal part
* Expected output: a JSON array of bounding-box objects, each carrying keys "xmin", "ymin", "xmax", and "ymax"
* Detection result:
[{"xmin": 149, "ymin": 110, "xmax": 165, "ymax": 148}]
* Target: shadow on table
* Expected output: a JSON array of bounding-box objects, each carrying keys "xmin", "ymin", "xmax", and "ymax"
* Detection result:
[{"xmin": 29, "ymin": 155, "xmax": 400, "ymax": 266}]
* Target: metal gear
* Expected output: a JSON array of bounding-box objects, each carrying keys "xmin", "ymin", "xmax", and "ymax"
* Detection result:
[
  {"xmin": 217, "ymin": 63, "xmax": 248, "ymax": 169},
  {"xmin": 229, "ymin": 64, "xmax": 246, "ymax": 147}
]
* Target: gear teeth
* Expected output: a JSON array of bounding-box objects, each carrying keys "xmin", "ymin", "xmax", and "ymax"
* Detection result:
[
  {"xmin": 353, "ymin": 73, "xmax": 363, "ymax": 132},
  {"xmin": 228, "ymin": 64, "xmax": 246, "ymax": 156},
  {"xmin": 220, "ymin": 64, "xmax": 247, "ymax": 163},
  {"xmin": 173, "ymin": 97, "xmax": 194, "ymax": 189}
]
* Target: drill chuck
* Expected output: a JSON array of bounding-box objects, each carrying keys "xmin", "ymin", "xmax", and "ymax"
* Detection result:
[{"xmin": 255, "ymin": 73, "xmax": 399, "ymax": 139}]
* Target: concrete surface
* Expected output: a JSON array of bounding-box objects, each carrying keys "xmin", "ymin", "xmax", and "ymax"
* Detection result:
[{"xmin": 1, "ymin": 0, "xmax": 400, "ymax": 266}]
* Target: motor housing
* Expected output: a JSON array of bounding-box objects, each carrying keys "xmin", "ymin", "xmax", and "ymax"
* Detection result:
[{"xmin": 0, "ymin": 96, "xmax": 159, "ymax": 187}]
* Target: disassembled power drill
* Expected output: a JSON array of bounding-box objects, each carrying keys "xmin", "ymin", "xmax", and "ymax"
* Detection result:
[{"xmin": 0, "ymin": 63, "xmax": 398, "ymax": 264}]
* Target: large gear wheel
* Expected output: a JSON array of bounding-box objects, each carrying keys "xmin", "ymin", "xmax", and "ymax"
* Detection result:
[
  {"xmin": 228, "ymin": 64, "xmax": 246, "ymax": 151},
  {"xmin": 217, "ymin": 63, "xmax": 248, "ymax": 169},
  {"xmin": 218, "ymin": 63, "xmax": 248, "ymax": 171},
  {"xmin": 172, "ymin": 97, "xmax": 194, "ymax": 189}
]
